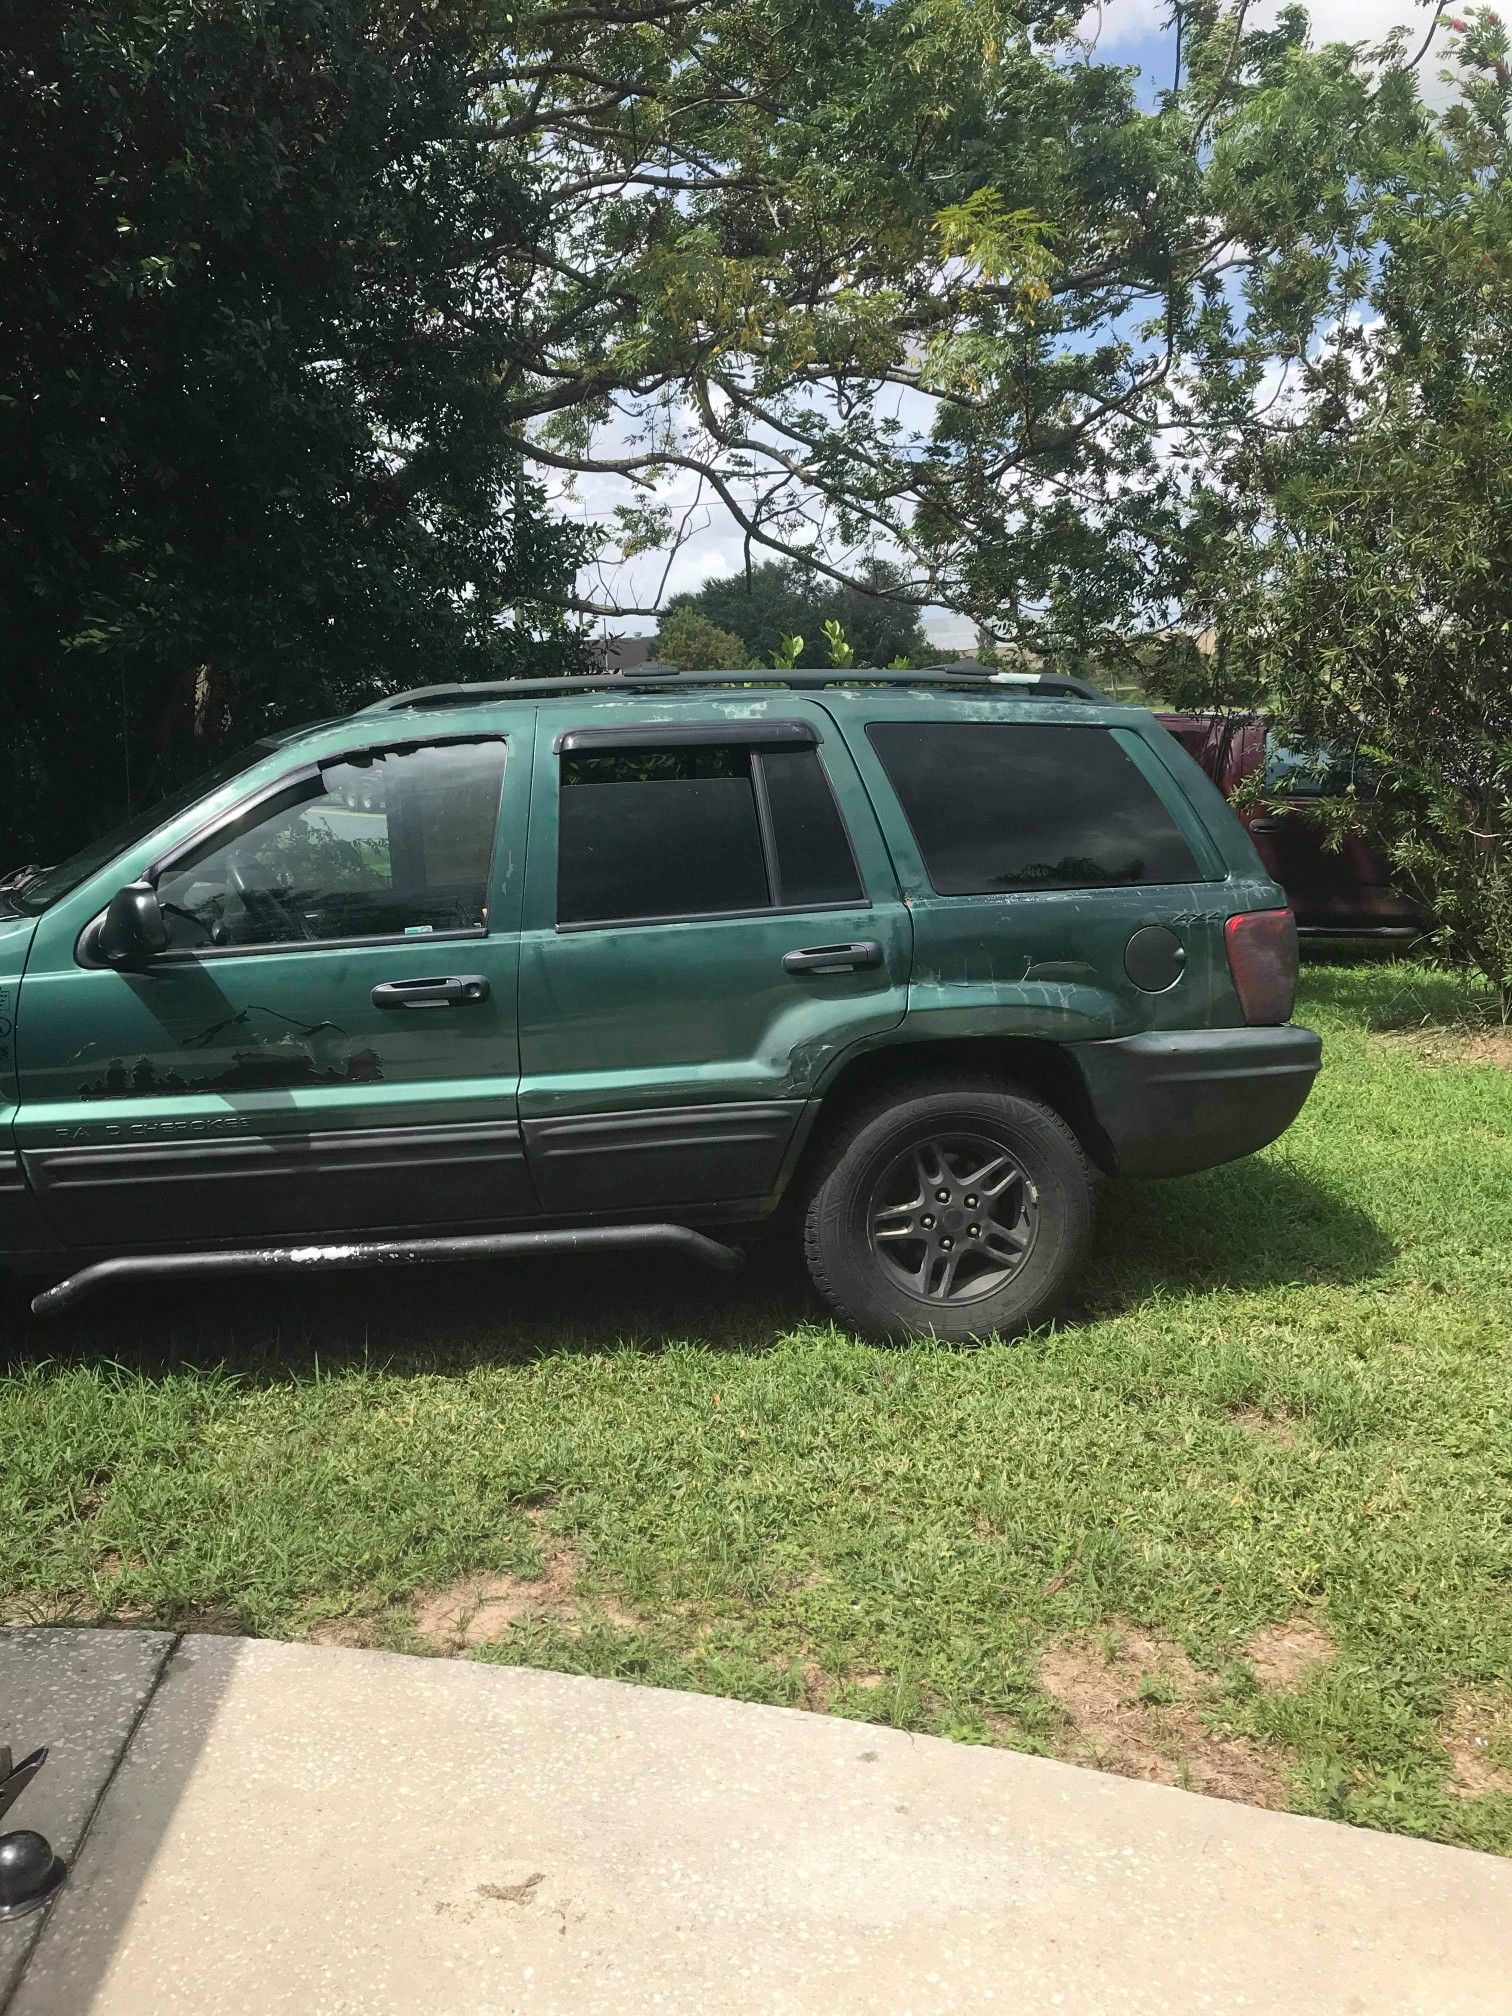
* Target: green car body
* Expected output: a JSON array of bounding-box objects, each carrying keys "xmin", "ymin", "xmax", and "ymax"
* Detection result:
[{"xmin": 0, "ymin": 671, "xmax": 1321, "ymax": 1337}]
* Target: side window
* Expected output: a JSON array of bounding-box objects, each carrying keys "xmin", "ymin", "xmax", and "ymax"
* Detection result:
[
  {"xmin": 759, "ymin": 746, "xmax": 864, "ymax": 908},
  {"xmin": 1264, "ymin": 736, "xmax": 1379, "ymax": 800},
  {"xmin": 154, "ymin": 739, "xmax": 507, "ymax": 950},
  {"xmin": 556, "ymin": 739, "xmax": 864, "ymax": 927},
  {"xmin": 867, "ymin": 721, "xmax": 1204, "ymax": 895}
]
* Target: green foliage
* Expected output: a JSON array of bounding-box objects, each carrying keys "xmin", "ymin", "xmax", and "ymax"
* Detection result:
[
  {"xmin": 772, "ymin": 634, "xmax": 805, "ymax": 671},
  {"xmin": 820, "ymin": 620, "xmax": 855, "ymax": 670},
  {"xmin": 663, "ymin": 563, "xmax": 931, "ymax": 670},
  {"xmin": 933, "ymin": 189, "xmax": 1056, "ymax": 312},
  {"xmin": 250, "ymin": 822, "xmax": 390, "ymax": 898},
  {"xmin": 651, "ymin": 609, "xmax": 754, "ymax": 671},
  {"xmin": 0, "ymin": 0, "xmax": 584, "ymax": 859},
  {"xmin": 490, "ymin": 0, "xmax": 1478, "ymax": 685},
  {"xmin": 1183, "ymin": 8, "xmax": 1512, "ymax": 1005}
]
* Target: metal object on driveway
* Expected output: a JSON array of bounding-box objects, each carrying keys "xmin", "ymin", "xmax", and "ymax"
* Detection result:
[{"xmin": 0, "ymin": 1749, "xmax": 68, "ymax": 1924}]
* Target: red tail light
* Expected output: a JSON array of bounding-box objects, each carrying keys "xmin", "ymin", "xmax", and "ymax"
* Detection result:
[{"xmin": 1225, "ymin": 909, "xmax": 1299, "ymax": 1024}]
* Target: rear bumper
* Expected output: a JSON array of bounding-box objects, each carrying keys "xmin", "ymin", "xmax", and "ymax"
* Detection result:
[{"xmin": 1069, "ymin": 1025, "xmax": 1322, "ymax": 1179}]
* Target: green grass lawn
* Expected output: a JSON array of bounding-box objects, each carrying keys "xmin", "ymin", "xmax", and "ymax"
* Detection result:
[{"xmin": 3, "ymin": 963, "xmax": 1510, "ymax": 1852}]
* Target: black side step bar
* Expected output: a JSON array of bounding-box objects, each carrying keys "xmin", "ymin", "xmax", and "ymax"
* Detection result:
[{"xmin": 30, "ymin": 1223, "xmax": 745, "ymax": 1319}]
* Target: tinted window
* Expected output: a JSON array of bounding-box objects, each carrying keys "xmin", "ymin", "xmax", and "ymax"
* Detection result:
[
  {"xmin": 558, "ymin": 746, "xmax": 770, "ymax": 924},
  {"xmin": 556, "ymin": 740, "xmax": 865, "ymax": 925},
  {"xmin": 155, "ymin": 739, "xmax": 506, "ymax": 949},
  {"xmin": 867, "ymin": 722, "xmax": 1202, "ymax": 895},
  {"xmin": 759, "ymin": 748, "xmax": 864, "ymax": 907}
]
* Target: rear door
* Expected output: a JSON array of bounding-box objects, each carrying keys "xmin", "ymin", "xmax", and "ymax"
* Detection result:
[
  {"xmin": 14, "ymin": 726, "xmax": 536, "ymax": 1250},
  {"xmin": 517, "ymin": 697, "xmax": 910, "ymax": 1214},
  {"xmin": 1248, "ymin": 735, "xmax": 1418, "ymax": 934},
  {"xmin": 848, "ymin": 698, "xmax": 1238, "ymax": 1036}
]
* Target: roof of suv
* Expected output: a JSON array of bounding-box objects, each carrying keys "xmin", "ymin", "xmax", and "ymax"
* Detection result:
[{"xmin": 358, "ymin": 663, "xmax": 1106, "ymax": 717}]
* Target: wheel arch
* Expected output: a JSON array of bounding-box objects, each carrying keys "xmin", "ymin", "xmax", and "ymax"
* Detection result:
[{"xmin": 785, "ymin": 1035, "xmax": 1115, "ymax": 1204}]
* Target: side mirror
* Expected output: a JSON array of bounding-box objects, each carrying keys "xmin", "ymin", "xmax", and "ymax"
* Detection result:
[{"xmin": 96, "ymin": 881, "xmax": 169, "ymax": 968}]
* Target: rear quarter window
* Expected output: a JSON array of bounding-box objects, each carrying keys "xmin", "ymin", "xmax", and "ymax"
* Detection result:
[{"xmin": 866, "ymin": 721, "xmax": 1204, "ymax": 895}]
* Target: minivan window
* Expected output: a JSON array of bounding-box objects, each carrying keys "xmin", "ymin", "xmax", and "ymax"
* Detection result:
[
  {"xmin": 868, "ymin": 721, "xmax": 1203, "ymax": 895},
  {"xmin": 154, "ymin": 739, "xmax": 507, "ymax": 950},
  {"xmin": 556, "ymin": 741, "xmax": 864, "ymax": 926}
]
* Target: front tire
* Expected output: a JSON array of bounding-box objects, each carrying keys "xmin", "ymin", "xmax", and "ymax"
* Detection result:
[{"xmin": 801, "ymin": 1079, "xmax": 1095, "ymax": 1343}]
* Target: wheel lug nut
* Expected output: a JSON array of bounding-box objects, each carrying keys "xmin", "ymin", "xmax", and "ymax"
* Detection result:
[
  {"xmin": 921, "ymin": 1214, "xmax": 934, "ymax": 1229},
  {"xmin": 935, "ymin": 1189, "xmax": 950, "ymax": 1203},
  {"xmin": 965, "ymin": 1195, "xmax": 978, "ymax": 1208},
  {"xmin": 969, "ymin": 1224, "xmax": 981, "ymax": 1237},
  {"xmin": 941, "ymin": 1236, "xmax": 953, "ymax": 1250}
]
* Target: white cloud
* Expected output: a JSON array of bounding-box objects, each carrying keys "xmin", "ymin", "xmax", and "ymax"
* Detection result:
[
  {"xmin": 1255, "ymin": 0, "xmax": 1440, "ymax": 48},
  {"xmin": 1086, "ymin": 0, "xmax": 1445, "ymax": 54}
]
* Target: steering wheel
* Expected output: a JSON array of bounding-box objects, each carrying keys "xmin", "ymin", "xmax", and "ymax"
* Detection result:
[{"xmin": 225, "ymin": 849, "xmax": 316, "ymax": 942}]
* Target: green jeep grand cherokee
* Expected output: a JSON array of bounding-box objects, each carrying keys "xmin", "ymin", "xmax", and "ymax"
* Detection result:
[{"xmin": 0, "ymin": 666, "xmax": 1320, "ymax": 1340}]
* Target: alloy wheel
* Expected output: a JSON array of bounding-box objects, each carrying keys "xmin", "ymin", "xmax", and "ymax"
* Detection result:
[{"xmin": 866, "ymin": 1131, "xmax": 1038, "ymax": 1303}]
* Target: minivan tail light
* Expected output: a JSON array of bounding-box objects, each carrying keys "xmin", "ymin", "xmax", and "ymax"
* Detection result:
[{"xmin": 1225, "ymin": 909, "xmax": 1299, "ymax": 1025}]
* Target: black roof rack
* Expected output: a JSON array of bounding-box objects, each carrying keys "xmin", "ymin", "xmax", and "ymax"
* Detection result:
[{"xmin": 359, "ymin": 661, "xmax": 1104, "ymax": 713}]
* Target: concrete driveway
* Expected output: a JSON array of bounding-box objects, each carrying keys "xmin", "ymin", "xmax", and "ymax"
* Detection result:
[{"xmin": 2, "ymin": 1628, "xmax": 1510, "ymax": 2015}]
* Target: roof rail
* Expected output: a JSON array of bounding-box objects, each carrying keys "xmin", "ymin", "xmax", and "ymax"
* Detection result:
[{"xmin": 359, "ymin": 661, "xmax": 1104, "ymax": 713}]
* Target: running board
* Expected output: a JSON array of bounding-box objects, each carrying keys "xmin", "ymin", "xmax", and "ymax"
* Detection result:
[{"xmin": 30, "ymin": 1223, "xmax": 745, "ymax": 1318}]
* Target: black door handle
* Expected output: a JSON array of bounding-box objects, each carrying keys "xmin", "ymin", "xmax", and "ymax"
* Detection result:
[
  {"xmin": 782, "ymin": 940, "xmax": 884, "ymax": 976},
  {"xmin": 1249, "ymin": 819, "xmax": 1282, "ymax": 834},
  {"xmin": 371, "ymin": 975, "xmax": 490, "ymax": 1010}
]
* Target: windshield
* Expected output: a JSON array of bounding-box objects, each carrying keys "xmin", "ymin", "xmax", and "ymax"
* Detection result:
[{"xmin": 9, "ymin": 744, "xmax": 277, "ymax": 914}]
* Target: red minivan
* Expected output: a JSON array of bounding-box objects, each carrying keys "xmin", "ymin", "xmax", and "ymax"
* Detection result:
[{"xmin": 1158, "ymin": 713, "xmax": 1420, "ymax": 941}]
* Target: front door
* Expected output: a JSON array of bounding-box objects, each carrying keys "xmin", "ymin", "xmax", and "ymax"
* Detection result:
[
  {"xmin": 516, "ymin": 698, "xmax": 910, "ymax": 1215},
  {"xmin": 15, "ymin": 729, "xmax": 536, "ymax": 1251}
]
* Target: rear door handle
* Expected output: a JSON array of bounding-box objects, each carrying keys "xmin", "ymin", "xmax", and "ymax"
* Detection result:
[
  {"xmin": 371, "ymin": 975, "xmax": 490, "ymax": 1010},
  {"xmin": 782, "ymin": 940, "xmax": 883, "ymax": 976},
  {"xmin": 1249, "ymin": 819, "xmax": 1281, "ymax": 834}
]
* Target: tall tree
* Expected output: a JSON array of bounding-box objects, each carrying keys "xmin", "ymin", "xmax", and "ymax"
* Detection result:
[
  {"xmin": 0, "ymin": 0, "xmax": 583, "ymax": 860},
  {"xmin": 482, "ymin": 0, "xmax": 1429, "ymax": 656},
  {"xmin": 1175, "ymin": 10, "xmax": 1512, "ymax": 1005},
  {"xmin": 4, "ymin": 0, "xmax": 1454, "ymax": 869}
]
